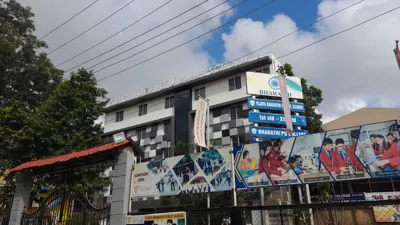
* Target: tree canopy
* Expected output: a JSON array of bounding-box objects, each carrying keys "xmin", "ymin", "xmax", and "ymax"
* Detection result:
[
  {"xmin": 0, "ymin": 0, "xmax": 111, "ymax": 196},
  {"xmin": 278, "ymin": 63, "xmax": 323, "ymax": 133}
]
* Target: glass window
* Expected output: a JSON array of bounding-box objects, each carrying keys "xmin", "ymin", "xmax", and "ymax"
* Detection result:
[
  {"xmin": 237, "ymin": 105, "xmax": 243, "ymax": 119},
  {"xmin": 230, "ymin": 106, "xmax": 237, "ymax": 120},
  {"xmin": 228, "ymin": 76, "xmax": 242, "ymax": 91},
  {"xmin": 139, "ymin": 104, "xmax": 147, "ymax": 116},
  {"xmin": 164, "ymin": 122, "xmax": 170, "ymax": 133},
  {"xmin": 165, "ymin": 96, "xmax": 175, "ymax": 109},
  {"xmin": 194, "ymin": 87, "xmax": 205, "ymax": 100},
  {"xmin": 235, "ymin": 76, "xmax": 242, "ymax": 89},
  {"xmin": 165, "ymin": 98, "xmax": 170, "ymax": 109},
  {"xmin": 213, "ymin": 107, "xmax": 221, "ymax": 117},
  {"xmin": 137, "ymin": 128, "xmax": 146, "ymax": 140},
  {"xmin": 115, "ymin": 111, "xmax": 124, "ymax": 122},
  {"xmin": 229, "ymin": 78, "xmax": 235, "ymax": 91}
]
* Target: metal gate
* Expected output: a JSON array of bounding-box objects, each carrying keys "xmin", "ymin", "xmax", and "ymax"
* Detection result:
[
  {"xmin": 21, "ymin": 187, "xmax": 110, "ymax": 225},
  {"xmin": 0, "ymin": 201, "xmax": 11, "ymax": 225}
]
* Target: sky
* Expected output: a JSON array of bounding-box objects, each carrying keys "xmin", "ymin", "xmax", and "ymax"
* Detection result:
[{"xmin": 17, "ymin": 0, "xmax": 400, "ymax": 124}]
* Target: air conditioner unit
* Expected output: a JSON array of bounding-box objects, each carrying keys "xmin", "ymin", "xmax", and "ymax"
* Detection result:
[{"xmin": 113, "ymin": 132, "xmax": 126, "ymax": 144}]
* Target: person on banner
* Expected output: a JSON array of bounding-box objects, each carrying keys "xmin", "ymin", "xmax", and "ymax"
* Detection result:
[
  {"xmin": 372, "ymin": 134, "xmax": 389, "ymax": 156},
  {"xmin": 388, "ymin": 133, "xmax": 398, "ymax": 149},
  {"xmin": 390, "ymin": 123, "xmax": 400, "ymax": 140},
  {"xmin": 259, "ymin": 142, "xmax": 289, "ymax": 184},
  {"xmin": 334, "ymin": 138, "xmax": 364, "ymax": 172},
  {"xmin": 320, "ymin": 138, "xmax": 349, "ymax": 174},
  {"xmin": 373, "ymin": 135, "xmax": 400, "ymax": 170},
  {"xmin": 370, "ymin": 134, "xmax": 378, "ymax": 151}
]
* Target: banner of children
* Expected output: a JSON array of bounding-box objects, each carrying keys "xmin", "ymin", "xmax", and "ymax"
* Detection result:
[
  {"xmin": 234, "ymin": 120, "xmax": 400, "ymax": 188},
  {"xmin": 131, "ymin": 120, "xmax": 400, "ymax": 197}
]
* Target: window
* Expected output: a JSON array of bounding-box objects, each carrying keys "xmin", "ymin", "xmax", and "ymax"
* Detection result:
[
  {"xmin": 165, "ymin": 96, "xmax": 175, "ymax": 109},
  {"xmin": 115, "ymin": 111, "xmax": 124, "ymax": 122},
  {"xmin": 139, "ymin": 104, "xmax": 147, "ymax": 116},
  {"xmin": 137, "ymin": 128, "xmax": 146, "ymax": 140},
  {"xmin": 194, "ymin": 87, "xmax": 206, "ymax": 100},
  {"xmin": 255, "ymin": 67, "xmax": 270, "ymax": 74},
  {"xmin": 164, "ymin": 122, "xmax": 170, "ymax": 133},
  {"xmin": 229, "ymin": 105, "xmax": 243, "ymax": 120},
  {"xmin": 228, "ymin": 76, "xmax": 242, "ymax": 91}
]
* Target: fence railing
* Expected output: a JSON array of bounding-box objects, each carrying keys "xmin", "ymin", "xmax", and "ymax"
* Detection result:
[{"xmin": 130, "ymin": 200, "xmax": 400, "ymax": 225}]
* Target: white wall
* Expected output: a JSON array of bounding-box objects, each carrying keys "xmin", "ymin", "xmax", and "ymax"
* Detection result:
[{"xmin": 104, "ymin": 95, "xmax": 174, "ymax": 133}]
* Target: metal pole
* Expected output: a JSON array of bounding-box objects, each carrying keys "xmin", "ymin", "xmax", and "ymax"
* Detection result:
[
  {"xmin": 206, "ymin": 99, "xmax": 211, "ymax": 225},
  {"xmin": 231, "ymin": 147, "xmax": 238, "ymax": 206},
  {"xmin": 305, "ymin": 184, "xmax": 314, "ymax": 225}
]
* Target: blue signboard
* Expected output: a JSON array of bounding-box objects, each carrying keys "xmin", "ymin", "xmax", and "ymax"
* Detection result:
[
  {"xmin": 247, "ymin": 99, "xmax": 305, "ymax": 112},
  {"xmin": 249, "ymin": 126, "xmax": 308, "ymax": 139},
  {"xmin": 248, "ymin": 112, "xmax": 307, "ymax": 126}
]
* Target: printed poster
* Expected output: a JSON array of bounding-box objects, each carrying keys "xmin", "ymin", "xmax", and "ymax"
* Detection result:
[
  {"xmin": 290, "ymin": 133, "xmax": 334, "ymax": 183},
  {"xmin": 323, "ymin": 127, "xmax": 370, "ymax": 181},
  {"xmin": 131, "ymin": 148, "xmax": 232, "ymax": 199},
  {"xmin": 127, "ymin": 212, "xmax": 186, "ymax": 225},
  {"xmin": 365, "ymin": 192, "xmax": 400, "ymax": 223},
  {"xmin": 234, "ymin": 140, "xmax": 301, "ymax": 188},
  {"xmin": 355, "ymin": 121, "xmax": 400, "ymax": 178}
]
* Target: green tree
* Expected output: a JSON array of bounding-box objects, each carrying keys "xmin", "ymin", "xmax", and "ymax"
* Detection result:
[
  {"xmin": 0, "ymin": 0, "xmax": 111, "ymax": 196},
  {"xmin": 0, "ymin": 0, "xmax": 63, "ymax": 108},
  {"xmin": 278, "ymin": 63, "xmax": 323, "ymax": 133}
]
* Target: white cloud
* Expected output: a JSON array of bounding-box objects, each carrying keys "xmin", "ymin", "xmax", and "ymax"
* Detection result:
[
  {"xmin": 18, "ymin": 0, "xmax": 233, "ymax": 99},
  {"xmin": 222, "ymin": 0, "xmax": 400, "ymax": 122}
]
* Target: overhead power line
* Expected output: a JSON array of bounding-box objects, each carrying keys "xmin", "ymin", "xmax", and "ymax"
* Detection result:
[
  {"xmin": 39, "ymin": 0, "xmax": 99, "ymax": 40},
  {"xmin": 56, "ymin": 0, "xmax": 174, "ymax": 67},
  {"xmin": 97, "ymin": 1, "xmax": 399, "ymax": 83},
  {"xmin": 88, "ymin": 0, "xmax": 252, "ymax": 73},
  {"xmin": 63, "ymin": 0, "xmax": 223, "ymax": 73},
  {"xmin": 47, "ymin": 0, "xmax": 138, "ymax": 55}
]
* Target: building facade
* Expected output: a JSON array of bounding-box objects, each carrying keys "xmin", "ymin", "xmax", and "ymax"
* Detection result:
[{"xmin": 103, "ymin": 54, "xmax": 291, "ymax": 161}]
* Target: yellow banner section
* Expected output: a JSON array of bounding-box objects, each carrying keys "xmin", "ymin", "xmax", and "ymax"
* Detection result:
[{"xmin": 144, "ymin": 212, "xmax": 185, "ymax": 221}]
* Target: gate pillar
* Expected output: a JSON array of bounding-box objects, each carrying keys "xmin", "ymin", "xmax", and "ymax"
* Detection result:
[
  {"xmin": 110, "ymin": 149, "xmax": 134, "ymax": 225},
  {"xmin": 8, "ymin": 171, "xmax": 33, "ymax": 225}
]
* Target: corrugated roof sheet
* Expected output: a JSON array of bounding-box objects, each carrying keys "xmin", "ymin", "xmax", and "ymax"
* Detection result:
[{"xmin": 8, "ymin": 140, "xmax": 130, "ymax": 173}]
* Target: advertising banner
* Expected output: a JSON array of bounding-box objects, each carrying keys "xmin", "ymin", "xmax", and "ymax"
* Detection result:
[
  {"xmin": 365, "ymin": 192, "xmax": 400, "ymax": 223},
  {"xmin": 246, "ymin": 72, "xmax": 303, "ymax": 99},
  {"xmin": 323, "ymin": 126, "xmax": 370, "ymax": 181},
  {"xmin": 290, "ymin": 133, "xmax": 334, "ymax": 183},
  {"xmin": 193, "ymin": 97, "xmax": 207, "ymax": 148},
  {"xmin": 310, "ymin": 193, "xmax": 366, "ymax": 203},
  {"xmin": 131, "ymin": 148, "xmax": 232, "ymax": 199},
  {"xmin": 355, "ymin": 121, "xmax": 400, "ymax": 179},
  {"xmin": 234, "ymin": 139, "xmax": 301, "ymax": 188},
  {"xmin": 248, "ymin": 112, "xmax": 307, "ymax": 126},
  {"xmin": 279, "ymin": 74, "xmax": 293, "ymax": 132},
  {"xmin": 247, "ymin": 99, "xmax": 305, "ymax": 112},
  {"xmin": 249, "ymin": 126, "xmax": 308, "ymax": 139},
  {"xmin": 127, "ymin": 212, "xmax": 186, "ymax": 225}
]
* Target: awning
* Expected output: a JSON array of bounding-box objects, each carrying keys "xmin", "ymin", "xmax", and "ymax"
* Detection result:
[{"xmin": 8, "ymin": 140, "xmax": 130, "ymax": 174}]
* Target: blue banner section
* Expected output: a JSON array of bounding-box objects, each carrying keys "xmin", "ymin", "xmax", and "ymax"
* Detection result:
[
  {"xmin": 249, "ymin": 126, "xmax": 308, "ymax": 139},
  {"xmin": 247, "ymin": 99, "xmax": 305, "ymax": 112},
  {"xmin": 248, "ymin": 112, "xmax": 307, "ymax": 126}
]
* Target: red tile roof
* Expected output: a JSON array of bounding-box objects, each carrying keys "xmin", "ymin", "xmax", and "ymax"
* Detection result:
[{"xmin": 8, "ymin": 140, "xmax": 130, "ymax": 173}]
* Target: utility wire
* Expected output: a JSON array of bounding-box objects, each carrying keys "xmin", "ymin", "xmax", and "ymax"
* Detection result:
[
  {"xmin": 56, "ymin": 0, "xmax": 174, "ymax": 67},
  {"xmin": 39, "ymin": 0, "xmax": 99, "ymax": 40},
  {"xmin": 94, "ymin": 0, "xmax": 277, "ymax": 79},
  {"xmin": 97, "ymin": 0, "xmax": 395, "ymax": 83},
  {"xmin": 63, "ymin": 0, "xmax": 219, "ymax": 73},
  {"xmin": 47, "ymin": 0, "xmax": 138, "ymax": 55},
  {"xmin": 89, "ymin": 0, "xmax": 252, "ymax": 72},
  {"xmin": 102, "ymin": 2, "xmax": 400, "ymax": 123}
]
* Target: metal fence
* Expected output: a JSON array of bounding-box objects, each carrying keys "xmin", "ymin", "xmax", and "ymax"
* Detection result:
[{"xmin": 131, "ymin": 200, "xmax": 400, "ymax": 225}]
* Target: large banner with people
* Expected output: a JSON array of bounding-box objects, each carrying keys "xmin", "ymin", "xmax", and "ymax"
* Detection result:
[
  {"xmin": 131, "ymin": 148, "xmax": 232, "ymax": 199},
  {"xmin": 234, "ymin": 120, "xmax": 400, "ymax": 187}
]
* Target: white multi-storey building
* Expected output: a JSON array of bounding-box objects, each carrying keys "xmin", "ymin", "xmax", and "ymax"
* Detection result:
[{"xmin": 103, "ymin": 54, "xmax": 285, "ymax": 161}]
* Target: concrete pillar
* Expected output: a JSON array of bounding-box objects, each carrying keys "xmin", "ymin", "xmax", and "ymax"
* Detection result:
[
  {"xmin": 110, "ymin": 149, "xmax": 134, "ymax": 225},
  {"xmin": 9, "ymin": 171, "xmax": 33, "ymax": 225}
]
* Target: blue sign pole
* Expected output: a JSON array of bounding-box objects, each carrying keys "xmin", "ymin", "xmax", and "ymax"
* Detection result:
[
  {"xmin": 248, "ymin": 112, "xmax": 307, "ymax": 126},
  {"xmin": 247, "ymin": 98, "xmax": 305, "ymax": 112},
  {"xmin": 249, "ymin": 126, "xmax": 308, "ymax": 139}
]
